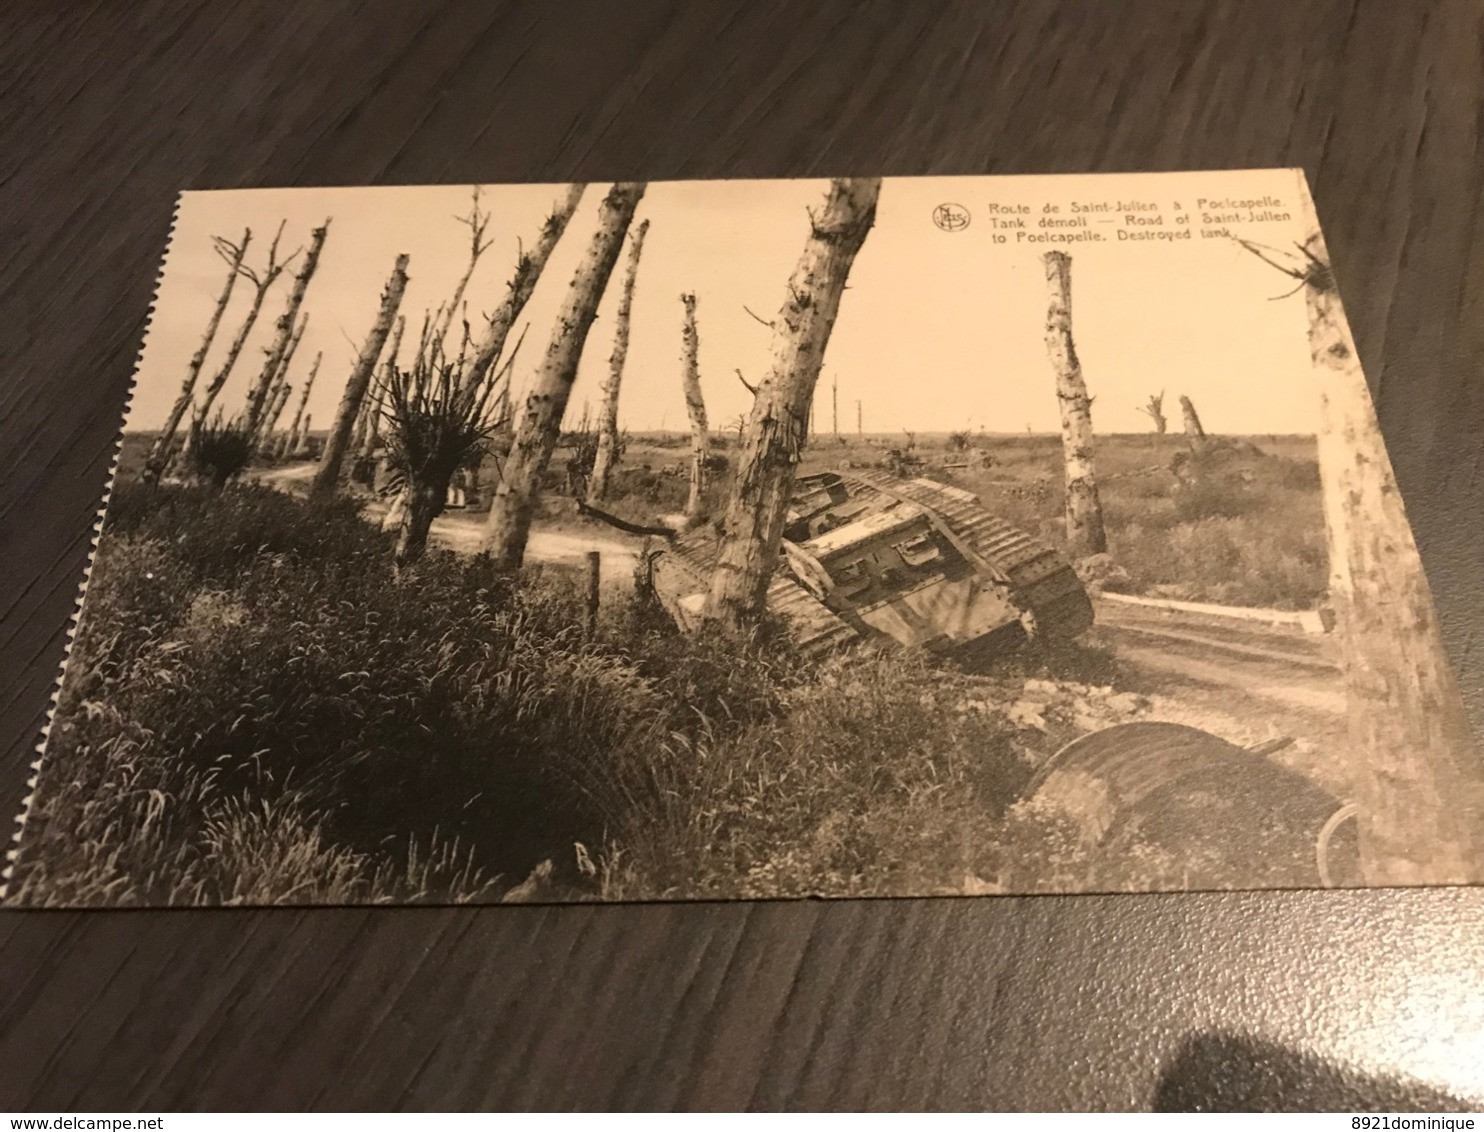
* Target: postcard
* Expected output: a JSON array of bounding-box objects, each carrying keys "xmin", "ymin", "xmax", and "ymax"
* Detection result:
[{"xmin": 5, "ymin": 169, "xmax": 1478, "ymax": 906}]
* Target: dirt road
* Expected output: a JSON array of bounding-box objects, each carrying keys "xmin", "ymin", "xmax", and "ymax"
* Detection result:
[
  {"xmin": 251, "ymin": 463, "xmax": 643, "ymax": 588},
  {"xmin": 1092, "ymin": 595, "xmax": 1352, "ymax": 797},
  {"xmin": 424, "ymin": 511, "xmax": 642, "ymax": 588}
]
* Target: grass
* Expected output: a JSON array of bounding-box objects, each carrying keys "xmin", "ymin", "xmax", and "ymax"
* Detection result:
[
  {"xmin": 792, "ymin": 431, "xmax": 1328, "ymax": 610},
  {"xmin": 13, "ymin": 484, "xmax": 644, "ymax": 903},
  {"xmin": 13, "ymin": 478, "xmax": 1199, "ymax": 906},
  {"xmin": 14, "ymin": 427, "xmax": 1334, "ymax": 906}
]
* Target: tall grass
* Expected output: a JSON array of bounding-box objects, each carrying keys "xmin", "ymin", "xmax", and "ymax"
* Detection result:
[
  {"xmin": 13, "ymin": 484, "xmax": 668, "ymax": 904},
  {"xmin": 14, "ymin": 470, "xmax": 1300, "ymax": 907},
  {"xmin": 19, "ymin": 482, "xmax": 898, "ymax": 905},
  {"xmin": 591, "ymin": 652, "xmax": 1033, "ymax": 899},
  {"xmin": 963, "ymin": 448, "xmax": 1327, "ymax": 609}
]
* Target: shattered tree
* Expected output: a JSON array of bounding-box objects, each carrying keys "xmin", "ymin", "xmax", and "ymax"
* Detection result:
[
  {"xmin": 1043, "ymin": 250, "xmax": 1107, "ymax": 558},
  {"xmin": 486, "ymin": 182, "xmax": 646, "ymax": 569},
  {"xmin": 310, "ymin": 253, "xmax": 410, "ymax": 501},
  {"xmin": 1137, "ymin": 390, "xmax": 1168, "ymax": 434},
  {"xmin": 679, "ymin": 291, "xmax": 708, "ymax": 527},
  {"xmin": 436, "ymin": 188, "xmax": 493, "ymax": 348},
  {"xmin": 280, "ymin": 351, "xmax": 321, "ymax": 458},
  {"xmin": 460, "ymin": 184, "xmax": 587, "ymax": 396},
  {"xmin": 183, "ymin": 222, "xmax": 293, "ymax": 461},
  {"xmin": 703, "ymin": 178, "xmax": 880, "ymax": 632},
  {"xmin": 1179, "ymin": 394, "xmax": 1207, "ymax": 448},
  {"xmin": 291, "ymin": 414, "xmax": 312, "ymax": 457},
  {"xmin": 257, "ymin": 381, "xmax": 294, "ymax": 457},
  {"xmin": 1261, "ymin": 181, "xmax": 1484, "ymax": 884},
  {"xmin": 589, "ymin": 217, "xmax": 651, "ymax": 501},
  {"xmin": 146, "ymin": 228, "xmax": 251, "ymax": 478},
  {"xmin": 245, "ymin": 221, "xmax": 329, "ymax": 437},
  {"xmin": 254, "ymin": 312, "xmax": 307, "ymax": 449},
  {"xmin": 360, "ymin": 315, "xmax": 407, "ymax": 463},
  {"xmin": 388, "ymin": 183, "xmax": 581, "ymax": 526}
]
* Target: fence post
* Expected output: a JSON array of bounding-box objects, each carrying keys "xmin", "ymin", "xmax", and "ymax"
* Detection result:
[{"xmin": 585, "ymin": 551, "xmax": 601, "ymax": 634}]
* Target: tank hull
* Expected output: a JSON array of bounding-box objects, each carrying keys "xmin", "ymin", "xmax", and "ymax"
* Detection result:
[{"xmin": 648, "ymin": 469, "xmax": 1093, "ymax": 666}]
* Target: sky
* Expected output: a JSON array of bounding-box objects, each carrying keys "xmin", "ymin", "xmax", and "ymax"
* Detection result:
[{"xmin": 127, "ymin": 169, "xmax": 1324, "ymax": 437}]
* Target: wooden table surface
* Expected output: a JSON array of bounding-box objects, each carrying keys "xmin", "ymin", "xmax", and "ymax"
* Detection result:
[{"xmin": 4, "ymin": 0, "xmax": 1484, "ymax": 1111}]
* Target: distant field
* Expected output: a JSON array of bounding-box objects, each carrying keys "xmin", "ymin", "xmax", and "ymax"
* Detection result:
[
  {"xmin": 117, "ymin": 427, "xmax": 1328, "ymax": 610},
  {"xmin": 609, "ymin": 429, "xmax": 1327, "ymax": 610}
]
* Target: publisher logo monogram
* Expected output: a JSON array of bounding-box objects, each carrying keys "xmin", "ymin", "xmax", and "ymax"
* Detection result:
[{"xmin": 933, "ymin": 203, "xmax": 971, "ymax": 232}]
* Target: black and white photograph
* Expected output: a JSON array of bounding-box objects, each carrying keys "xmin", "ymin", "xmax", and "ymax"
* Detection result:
[{"xmin": 5, "ymin": 168, "xmax": 1479, "ymax": 907}]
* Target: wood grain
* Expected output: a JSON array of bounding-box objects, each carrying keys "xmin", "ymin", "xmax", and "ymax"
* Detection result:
[{"xmin": 3, "ymin": 0, "xmax": 1483, "ymax": 1110}]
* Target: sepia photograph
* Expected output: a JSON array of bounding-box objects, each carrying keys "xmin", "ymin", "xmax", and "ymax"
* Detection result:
[{"xmin": 5, "ymin": 168, "xmax": 1479, "ymax": 907}]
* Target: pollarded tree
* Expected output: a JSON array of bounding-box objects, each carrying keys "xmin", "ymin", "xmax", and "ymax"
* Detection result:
[
  {"xmin": 381, "ymin": 335, "xmax": 508, "ymax": 565},
  {"xmin": 256, "ymin": 380, "xmax": 294, "ymax": 458},
  {"xmin": 1043, "ymin": 250, "xmax": 1107, "ymax": 558},
  {"xmin": 358, "ymin": 314, "xmax": 406, "ymax": 465},
  {"xmin": 589, "ymin": 218, "xmax": 651, "ymax": 501},
  {"xmin": 703, "ymin": 178, "xmax": 880, "ymax": 632},
  {"xmin": 486, "ymin": 182, "xmax": 647, "ymax": 569}
]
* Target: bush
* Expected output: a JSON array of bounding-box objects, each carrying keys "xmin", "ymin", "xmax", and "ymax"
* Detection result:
[
  {"xmin": 188, "ymin": 417, "xmax": 256, "ymax": 487},
  {"xmin": 103, "ymin": 481, "xmax": 384, "ymax": 583}
]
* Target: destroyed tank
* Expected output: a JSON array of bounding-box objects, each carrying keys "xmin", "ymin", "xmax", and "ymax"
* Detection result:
[{"xmin": 648, "ymin": 469, "xmax": 1093, "ymax": 667}]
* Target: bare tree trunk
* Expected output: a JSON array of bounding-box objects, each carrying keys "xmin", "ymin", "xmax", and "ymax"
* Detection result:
[
  {"xmin": 349, "ymin": 392, "xmax": 372, "ymax": 460},
  {"xmin": 584, "ymin": 551, "xmax": 601, "ymax": 634},
  {"xmin": 282, "ymin": 352, "xmax": 321, "ymax": 459},
  {"xmin": 679, "ymin": 291, "xmax": 709, "ymax": 527},
  {"xmin": 1138, "ymin": 391, "xmax": 1168, "ymax": 434},
  {"xmin": 257, "ymin": 381, "xmax": 293, "ymax": 457},
  {"xmin": 360, "ymin": 314, "xmax": 405, "ymax": 462},
  {"xmin": 832, "ymin": 375, "xmax": 838, "ymax": 437},
  {"xmin": 246, "ymin": 221, "xmax": 330, "ymax": 436},
  {"xmin": 1043, "ymin": 250, "xmax": 1107, "ymax": 558},
  {"xmin": 461, "ymin": 184, "xmax": 587, "ymax": 397},
  {"xmin": 436, "ymin": 188, "xmax": 493, "ymax": 349},
  {"xmin": 381, "ymin": 490, "xmax": 408, "ymax": 533},
  {"xmin": 185, "ymin": 223, "xmax": 293, "ymax": 452},
  {"xmin": 394, "ymin": 479, "xmax": 445, "ymax": 566},
  {"xmin": 1179, "ymin": 394, "xmax": 1207, "ymax": 450},
  {"xmin": 857, "ymin": 399, "xmax": 862, "ymax": 437},
  {"xmin": 589, "ymin": 218, "xmax": 650, "ymax": 501},
  {"xmin": 1291, "ymin": 179, "xmax": 1483, "ymax": 884},
  {"xmin": 254, "ymin": 312, "xmax": 307, "ymax": 447},
  {"xmin": 486, "ymin": 183, "xmax": 646, "ymax": 569},
  {"xmin": 146, "ymin": 228, "xmax": 250, "ymax": 478},
  {"xmin": 310, "ymin": 253, "xmax": 410, "ymax": 501},
  {"xmin": 703, "ymin": 178, "xmax": 880, "ymax": 631}
]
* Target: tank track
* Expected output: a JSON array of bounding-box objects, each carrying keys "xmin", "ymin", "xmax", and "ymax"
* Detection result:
[
  {"xmin": 662, "ymin": 528, "xmax": 859, "ymax": 658},
  {"xmin": 840, "ymin": 470, "xmax": 1094, "ymax": 643}
]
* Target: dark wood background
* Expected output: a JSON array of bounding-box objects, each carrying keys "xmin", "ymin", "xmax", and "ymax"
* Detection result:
[{"xmin": 4, "ymin": 0, "xmax": 1483, "ymax": 1111}]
